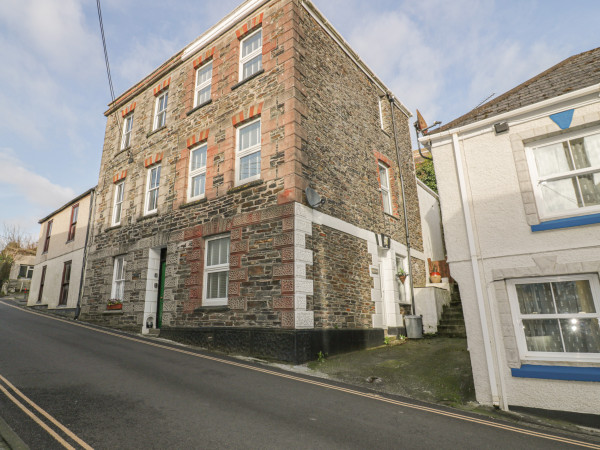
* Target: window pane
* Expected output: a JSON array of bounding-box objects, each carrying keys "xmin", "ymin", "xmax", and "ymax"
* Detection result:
[
  {"xmin": 207, "ymin": 271, "xmax": 228, "ymax": 299},
  {"xmin": 583, "ymin": 133, "xmax": 600, "ymax": 166},
  {"xmin": 148, "ymin": 189, "xmax": 157, "ymax": 211},
  {"xmin": 191, "ymin": 174, "xmax": 205, "ymax": 198},
  {"xmin": 19, "ymin": 266, "xmax": 27, "ymax": 277},
  {"xmin": 523, "ymin": 319, "xmax": 563, "ymax": 352},
  {"xmin": 196, "ymin": 62, "xmax": 212, "ymax": 85},
  {"xmin": 239, "ymin": 121, "xmax": 261, "ymax": 151},
  {"xmin": 560, "ymin": 318, "xmax": 600, "ymax": 353},
  {"xmin": 191, "ymin": 146, "xmax": 207, "ymax": 171},
  {"xmin": 578, "ymin": 173, "xmax": 600, "ymax": 207},
  {"xmin": 72, "ymin": 206, "xmax": 79, "ymax": 223},
  {"xmin": 540, "ymin": 178, "xmax": 582, "ymax": 212},
  {"xmin": 242, "ymin": 30, "xmax": 262, "ymax": 58},
  {"xmin": 553, "ymin": 280, "xmax": 596, "ymax": 313},
  {"xmin": 151, "ymin": 167, "xmax": 161, "ymax": 189},
  {"xmin": 533, "ymin": 142, "xmax": 573, "ymax": 177},
  {"xmin": 382, "ymin": 190, "xmax": 391, "ymax": 214},
  {"xmin": 114, "ymin": 203, "xmax": 122, "ymax": 224},
  {"xmin": 196, "ymin": 86, "xmax": 211, "ymax": 106},
  {"xmin": 207, "ymin": 237, "xmax": 229, "ymax": 267},
  {"xmin": 379, "ymin": 166, "xmax": 389, "ymax": 189},
  {"xmin": 242, "ymin": 55, "xmax": 262, "ymax": 79},
  {"xmin": 240, "ymin": 151, "xmax": 261, "ymax": 180},
  {"xmin": 516, "ymin": 283, "xmax": 556, "ymax": 314}
]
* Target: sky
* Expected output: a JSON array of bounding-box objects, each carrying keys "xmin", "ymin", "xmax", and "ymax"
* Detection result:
[{"xmin": 0, "ymin": 0, "xmax": 598, "ymax": 240}]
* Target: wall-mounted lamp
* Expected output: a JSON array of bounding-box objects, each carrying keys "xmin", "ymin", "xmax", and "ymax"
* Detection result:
[
  {"xmin": 375, "ymin": 233, "xmax": 391, "ymax": 249},
  {"xmin": 494, "ymin": 122, "xmax": 509, "ymax": 135}
]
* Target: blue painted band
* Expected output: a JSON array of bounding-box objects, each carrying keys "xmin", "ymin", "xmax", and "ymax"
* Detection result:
[
  {"xmin": 511, "ymin": 364, "xmax": 600, "ymax": 382},
  {"xmin": 531, "ymin": 213, "xmax": 600, "ymax": 232}
]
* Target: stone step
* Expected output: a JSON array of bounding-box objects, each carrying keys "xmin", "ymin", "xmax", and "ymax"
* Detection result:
[{"xmin": 440, "ymin": 319, "xmax": 465, "ymax": 326}]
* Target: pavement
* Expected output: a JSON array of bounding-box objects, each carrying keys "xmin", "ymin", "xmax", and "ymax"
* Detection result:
[{"xmin": 1, "ymin": 296, "xmax": 599, "ymax": 448}]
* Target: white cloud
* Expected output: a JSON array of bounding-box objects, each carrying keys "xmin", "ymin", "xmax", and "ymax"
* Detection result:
[{"xmin": 0, "ymin": 148, "xmax": 75, "ymax": 209}]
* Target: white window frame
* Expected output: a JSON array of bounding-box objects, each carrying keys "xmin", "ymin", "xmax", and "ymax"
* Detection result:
[
  {"xmin": 153, "ymin": 92, "xmax": 168, "ymax": 130},
  {"xmin": 194, "ymin": 62, "xmax": 212, "ymax": 108},
  {"xmin": 235, "ymin": 118, "xmax": 261, "ymax": 186},
  {"xmin": 203, "ymin": 235, "xmax": 230, "ymax": 306},
  {"xmin": 121, "ymin": 114, "xmax": 133, "ymax": 149},
  {"xmin": 378, "ymin": 162, "xmax": 392, "ymax": 215},
  {"xmin": 111, "ymin": 256, "xmax": 126, "ymax": 301},
  {"xmin": 188, "ymin": 144, "xmax": 207, "ymax": 202},
  {"xmin": 145, "ymin": 165, "xmax": 161, "ymax": 215},
  {"xmin": 378, "ymin": 98, "xmax": 384, "ymax": 130},
  {"xmin": 507, "ymin": 274, "xmax": 600, "ymax": 363},
  {"xmin": 525, "ymin": 126, "xmax": 600, "ymax": 220},
  {"xmin": 112, "ymin": 181, "xmax": 125, "ymax": 226},
  {"xmin": 239, "ymin": 28, "xmax": 262, "ymax": 82}
]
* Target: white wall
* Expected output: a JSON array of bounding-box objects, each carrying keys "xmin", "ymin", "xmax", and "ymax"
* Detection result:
[
  {"xmin": 416, "ymin": 180, "xmax": 445, "ymax": 262},
  {"xmin": 429, "ymin": 96, "xmax": 600, "ymax": 414}
]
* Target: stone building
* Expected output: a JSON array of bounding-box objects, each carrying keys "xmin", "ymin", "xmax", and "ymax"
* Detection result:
[
  {"xmin": 28, "ymin": 188, "xmax": 96, "ymax": 316},
  {"xmin": 80, "ymin": 0, "xmax": 427, "ymax": 362}
]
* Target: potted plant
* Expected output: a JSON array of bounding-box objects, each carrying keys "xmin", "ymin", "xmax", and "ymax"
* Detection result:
[
  {"xmin": 397, "ymin": 268, "xmax": 408, "ymax": 284},
  {"xmin": 107, "ymin": 299, "xmax": 123, "ymax": 310},
  {"xmin": 430, "ymin": 263, "xmax": 442, "ymax": 283}
]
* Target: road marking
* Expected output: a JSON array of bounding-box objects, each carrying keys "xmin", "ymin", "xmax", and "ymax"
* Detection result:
[
  {"xmin": 2, "ymin": 300, "xmax": 599, "ymax": 449},
  {"xmin": 0, "ymin": 374, "xmax": 93, "ymax": 450}
]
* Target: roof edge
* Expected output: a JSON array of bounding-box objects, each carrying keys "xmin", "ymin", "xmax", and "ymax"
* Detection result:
[
  {"xmin": 421, "ymin": 82, "xmax": 600, "ymax": 143},
  {"xmin": 38, "ymin": 187, "xmax": 96, "ymax": 224}
]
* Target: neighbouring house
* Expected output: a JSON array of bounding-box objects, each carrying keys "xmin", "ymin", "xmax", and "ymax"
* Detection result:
[
  {"xmin": 423, "ymin": 47, "xmax": 600, "ymax": 419},
  {"xmin": 28, "ymin": 188, "xmax": 96, "ymax": 317},
  {"xmin": 2, "ymin": 251, "xmax": 35, "ymax": 294},
  {"xmin": 79, "ymin": 0, "xmax": 433, "ymax": 362}
]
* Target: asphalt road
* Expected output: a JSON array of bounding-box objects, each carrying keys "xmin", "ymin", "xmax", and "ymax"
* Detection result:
[{"xmin": 0, "ymin": 300, "xmax": 597, "ymax": 450}]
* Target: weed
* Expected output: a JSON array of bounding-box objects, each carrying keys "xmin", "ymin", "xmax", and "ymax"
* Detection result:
[
  {"xmin": 384, "ymin": 336, "xmax": 391, "ymax": 345},
  {"xmin": 317, "ymin": 351, "xmax": 327, "ymax": 363}
]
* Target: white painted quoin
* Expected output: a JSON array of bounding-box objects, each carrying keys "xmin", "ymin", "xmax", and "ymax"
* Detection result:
[{"xmin": 423, "ymin": 48, "xmax": 600, "ymax": 416}]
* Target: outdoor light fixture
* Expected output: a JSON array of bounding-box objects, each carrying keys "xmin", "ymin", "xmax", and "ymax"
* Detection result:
[
  {"xmin": 494, "ymin": 122, "xmax": 509, "ymax": 134},
  {"xmin": 375, "ymin": 233, "xmax": 391, "ymax": 249}
]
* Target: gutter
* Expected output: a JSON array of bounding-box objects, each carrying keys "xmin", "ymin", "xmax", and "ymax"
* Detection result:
[
  {"xmin": 451, "ymin": 133, "xmax": 501, "ymax": 407},
  {"xmin": 423, "ymin": 83, "xmax": 600, "ymax": 143},
  {"xmin": 74, "ymin": 189, "xmax": 96, "ymax": 320}
]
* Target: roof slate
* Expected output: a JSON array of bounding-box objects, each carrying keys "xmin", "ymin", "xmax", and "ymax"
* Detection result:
[{"xmin": 433, "ymin": 47, "xmax": 600, "ymax": 134}]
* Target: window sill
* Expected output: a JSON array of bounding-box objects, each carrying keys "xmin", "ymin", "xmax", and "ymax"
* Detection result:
[
  {"xmin": 194, "ymin": 305, "xmax": 230, "ymax": 313},
  {"xmin": 179, "ymin": 197, "xmax": 208, "ymax": 210},
  {"xmin": 104, "ymin": 224, "xmax": 122, "ymax": 232},
  {"xmin": 147, "ymin": 125, "xmax": 167, "ymax": 138},
  {"xmin": 511, "ymin": 364, "xmax": 600, "ymax": 382},
  {"xmin": 531, "ymin": 212, "xmax": 600, "ymax": 232},
  {"xmin": 114, "ymin": 146, "xmax": 131, "ymax": 157},
  {"xmin": 102, "ymin": 310, "xmax": 124, "ymax": 316},
  {"xmin": 186, "ymin": 99, "xmax": 212, "ymax": 116},
  {"xmin": 137, "ymin": 212, "xmax": 159, "ymax": 222},
  {"xmin": 231, "ymin": 69, "xmax": 265, "ymax": 91},
  {"xmin": 384, "ymin": 212, "xmax": 399, "ymax": 221},
  {"xmin": 227, "ymin": 179, "xmax": 263, "ymax": 194}
]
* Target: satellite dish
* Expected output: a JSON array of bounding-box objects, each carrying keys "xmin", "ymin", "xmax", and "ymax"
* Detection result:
[{"xmin": 306, "ymin": 187, "xmax": 325, "ymax": 208}]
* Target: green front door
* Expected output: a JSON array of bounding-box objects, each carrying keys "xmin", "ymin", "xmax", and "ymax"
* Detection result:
[{"xmin": 156, "ymin": 250, "xmax": 167, "ymax": 328}]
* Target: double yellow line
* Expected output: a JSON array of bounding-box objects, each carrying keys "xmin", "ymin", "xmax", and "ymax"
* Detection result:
[
  {"xmin": 1, "ymin": 300, "xmax": 599, "ymax": 449},
  {"xmin": 0, "ymin": 373, "xmax": 92, "ymax": 450}
]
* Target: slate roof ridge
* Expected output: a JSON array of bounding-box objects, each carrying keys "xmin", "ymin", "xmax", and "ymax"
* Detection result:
[{"xmin": 431, "ymin": 46, "xmax": 600, "ymax": 134}]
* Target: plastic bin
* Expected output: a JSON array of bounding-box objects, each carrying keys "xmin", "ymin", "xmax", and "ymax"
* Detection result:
[{"xmin": 405, "ymin": 315, "xmax": 423, "ymax": 339}]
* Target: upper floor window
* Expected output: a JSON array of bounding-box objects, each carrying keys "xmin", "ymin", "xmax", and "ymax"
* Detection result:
[
  {"xmin": 37, "ymin": 266, "xmax": 46, "ymax": 303},
  {"xmin": 188, "ymin": 144, "xmax": 207, "ymax": 201},
  {"xmin": 145, "ymin": 165, "xmax": 161, "ymax": 215},
  {"xmin": 18, "ymin": 265, "xmax": 34, "ymax": 279},
  {"xmin": 526, "ymin": 128, "xmax": 600, "ymax": 219},
  {"xmin": 239, "ymin": 29, "xmax": 262, "ymax": 81},
  {"xmin": 43, "ymin": 220, "xmax": 53, "ymax": 253},
  {"xmin": 204, "ymin": 235, "xmax": 230, "ymax": 306},
  {"xmin": 154, "ymin": 92, "xmax": 168, "ymax": 130},
  {"xmin": 507, "ymin": 275, "xmax": 600, "ymax": 361},
  {"xmin": 67, "ymin": 204, "xmax": 79, "ymax": 242},
  {"xmin": 194, "ymin": 62, "xmax": 212, "ymax": 107},
  {"xmin": 378, "ymin": 162, "xmax": 392, "ymax": 215},
  {"xmin": 236, "ymin": 119, "xmax": 261, "ymax": 185},
  {"xmin": 121, "ymin": 114, "xmax": 134, "ymax": 149},
  {"xmin": 112, "ymin": 182, "xmax": 124, "ymax": 226}
]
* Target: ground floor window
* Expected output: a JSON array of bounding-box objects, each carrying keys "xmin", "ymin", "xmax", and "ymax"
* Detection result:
[
  {"xmin": 37, "ymin": 266, "xmax": 46, "ymax": 303},
  {"xmin": 204, "ymin": 235, "xmax": 230, "ymax": 306},
  {"xmin": 507, "ymin": 275, "xmax": 600, "ymax": 359},
  {"xmin": 59, "ymin": 261, "xmax": 72, "ymax": 306},
  {"xmin": 112, "ymin": 256, "xmax": 125, "ymax": 301}
]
